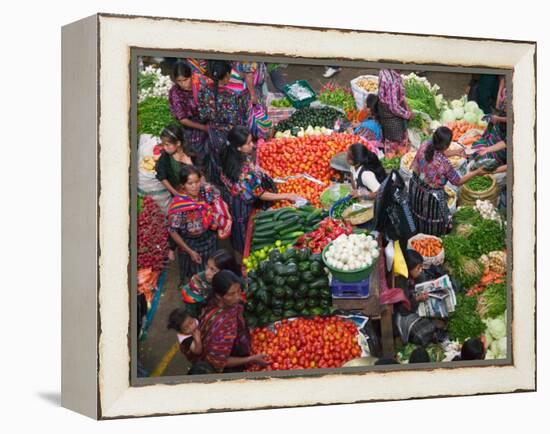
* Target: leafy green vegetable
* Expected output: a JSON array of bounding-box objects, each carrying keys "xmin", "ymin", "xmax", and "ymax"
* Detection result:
[
  {"xmin": 405, "ymin": 80, "xmax": 441, "ymax": 120},
  {"xmin": 452, "ymin": 207, "xmax": 483, "ymax": 226},
  {"xmin": 408, "ymin": 113, "xmax": 429, "ymax": 130},
  {"xmin": 138, "ymin": 71, "xmax": 158, "ymax": 91},
  {"xmin": 442, "ymin": 235, "xmax": 484, "ymax": 289},
  {"xmin": 319, "ymin": 86, "xmax": 356, "ymax": 112},
  {"xmin": 467, "ymin": 219, "xmax": 506, "ymax": 258},
  {"xmin": 448, "ymin": 293, "xmax": 486, "ymax": 343},
  {"xmin": 483, "ymin": 282, "xmax": 507, "ymax": 319},
  {"xmin": 137, "ymin": 97, "xmax": 178, "ymax": 136}
]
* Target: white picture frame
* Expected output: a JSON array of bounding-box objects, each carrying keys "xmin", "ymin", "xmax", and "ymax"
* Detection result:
[{"xmin": 61, "ymin": 13, "xmax": 536, "ymax": 419}]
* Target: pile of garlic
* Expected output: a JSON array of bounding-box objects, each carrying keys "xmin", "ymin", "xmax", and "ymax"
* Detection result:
[{"xmin": 324, "ymin": 233, "xmax": 379, "ymax": 272}]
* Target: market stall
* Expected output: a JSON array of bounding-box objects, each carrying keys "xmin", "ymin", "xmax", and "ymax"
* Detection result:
[{"xmin": 135, "ymin": 64, "xmax": 509, "ymax": 371}]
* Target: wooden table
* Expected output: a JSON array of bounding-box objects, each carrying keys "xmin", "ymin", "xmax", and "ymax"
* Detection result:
[{"xmin": 331, "ymin": 264, "xmax": 395, "ymax": 358}]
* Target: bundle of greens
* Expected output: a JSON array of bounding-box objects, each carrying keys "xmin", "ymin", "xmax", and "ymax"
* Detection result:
[
  {"xmin": 442, "ymin": 235, "xmax": 484, "ymax": 289},
  {"xmin": 481, "ymin": 282, "xmax": 507, "ymax": 319},
  {"xmin": 137, "ymin": 97, "xmax": 178, "ymax": 137},
  {"xmin": 467, "ymin": 219, "xmax": 506, "ymax": 258},
  {"xmin": 405, "ymin": 80, "xmax": 441, "ymax": 120},
  {"xmin": 448, "ymin": 293, "xmax": 486, "ymax": 343},
  {"xmin": 452, "ymin": 206, "xmax": 483, "ymax": 226}
]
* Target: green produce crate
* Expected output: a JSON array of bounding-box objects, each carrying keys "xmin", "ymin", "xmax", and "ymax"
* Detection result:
[
  {"xmin": 283, "ymin": 80, "xmax": 317, "ymax": 109},
  {"xmin": 322, "ymin": 242, "xmax": 377, "ymax": 283}
]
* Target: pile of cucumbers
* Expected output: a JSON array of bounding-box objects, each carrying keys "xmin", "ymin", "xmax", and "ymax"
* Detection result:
[
  {"xmin": 244, "ymin": 246, "xmax": 335, "ymax": 328},
  {"xmin": 251, "ymin": 206, "xmax": 327, "ymax": 253}
]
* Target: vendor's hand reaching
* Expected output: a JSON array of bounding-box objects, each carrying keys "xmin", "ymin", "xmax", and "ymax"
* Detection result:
[
  {"xmin": 350, "ymin": 190, "xmax": 361, "ymax": 199},
  {"xmin": 476, "ymin": 148, "xmax": 489, "ymax": 157},
  {"xmin": 190, "ymin": 250, "xmax": 202, "ymax": 264},
  {"xmin": 286, "ymin": 193, "xmax": 303, "ymax": 202},
  {"xmin": 475, "ymin": 167, "xmax": 489, "ymax": 176},
  {"xmin": 248, "ymin": 354, "xmax": 270, "ymax": 366}
]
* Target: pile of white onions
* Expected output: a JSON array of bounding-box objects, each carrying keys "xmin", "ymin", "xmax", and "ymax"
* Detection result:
[
  {"xmin": 475, "ymin": 200, "xmax": 502, "ymax": 223},
  {"xmin": 324, "ymin": 233, "xmax": 379, "ymax": 272}
]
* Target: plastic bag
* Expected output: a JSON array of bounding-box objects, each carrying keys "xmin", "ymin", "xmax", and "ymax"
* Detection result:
[
  {"xmin": 393, "ymin": 240, "xmax": 409, "ymax": 278},
  {"xmin": 385, "ymin": 240, "xmax": 395, "ymax": 273}
]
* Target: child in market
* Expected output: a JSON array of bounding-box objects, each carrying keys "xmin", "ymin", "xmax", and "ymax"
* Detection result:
[
  {"xmin": 181, "ymin": 249, "xmax": 241, "ymax": 318},
  {"xmin": 167, "ymin": 307, "xmax": 202, "ymax": 360}
]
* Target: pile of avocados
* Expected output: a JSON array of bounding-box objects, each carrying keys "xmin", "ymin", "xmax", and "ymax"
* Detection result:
[
  {"xmin": 274, "ymin": 107, "xmax": 343, "ymax": 133},
  {"xmin": 244, "ymin": 246, "xmax": 335, "ymax": 328}
]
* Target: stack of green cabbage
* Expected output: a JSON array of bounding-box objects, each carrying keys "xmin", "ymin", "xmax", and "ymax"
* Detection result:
[{"xmin": 439, "ymin": 96, "xmax": 489, "ymax": 128}]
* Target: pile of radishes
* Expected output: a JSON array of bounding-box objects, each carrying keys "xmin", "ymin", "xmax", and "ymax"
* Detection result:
[
  {"xmin": 324, "ymin": 233, "xmax": 379, "ymax": 272},
  {"xmin": 138, "ymin": 196, "xmax": 169, "ymax": 272}
]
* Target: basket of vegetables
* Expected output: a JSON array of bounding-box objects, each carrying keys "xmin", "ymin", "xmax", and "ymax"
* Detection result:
[
  {"xmin": 322, "ymin": 233, "xmax": 380, "ymax": 283},
  {"xmin": 459, "ymin": 175, "xmax": 497, "ymax": 207},
  {"xmin": 320, "ymin": 183, "xmax": 353, "ymax": 210},
  {"xmin": 407, "ymin": 233, "xmax": 445, "ymax": 267},
  {"xmin": 330, "ymin": 195, "xmax": 374, "ymax": 225}
]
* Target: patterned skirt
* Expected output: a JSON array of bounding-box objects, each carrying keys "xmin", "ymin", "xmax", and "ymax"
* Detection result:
[
  {"xmin": 223, "ymin": 191, "xmax": 254, "ymax": 254},
  {"xmin": 408, "ymin": 174, "xmax": 450, "ymax": 237},
  {"xmin": 177, "ymin": 231, "xmax": 218, "ymax": 282}
]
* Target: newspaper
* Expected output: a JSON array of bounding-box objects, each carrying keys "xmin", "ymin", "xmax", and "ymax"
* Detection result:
[{"xmin": 414, "ymin": 274, "xmax": 457, "ymax": 318}]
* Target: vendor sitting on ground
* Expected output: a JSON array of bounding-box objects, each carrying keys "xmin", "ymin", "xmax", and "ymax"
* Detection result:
[
  {"xmin": 186, "ymin": 270, "xmax": 269, "ymax": 374},
  {"xmin": 409, "ymin": 126, "xmax": 488, "ymax": 236},
  {"xmin": 180, "ymin": 249, "xmax": 241, "ymax": 318},
  {"xmin": 353, "ymin": 94, "xmax": 383, "ymax": 144},
  {"xmin": 393, "ymin": 250, "xmax": 438, "ymax": 346},
  {"xmin": 346, "ymin": 143, "xmax": 386, "ymax": 200}
]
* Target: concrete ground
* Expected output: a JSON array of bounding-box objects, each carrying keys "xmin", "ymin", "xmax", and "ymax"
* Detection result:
[{"xmin": 138, "ymin": 60, "xmax": 472, "ymax": 377}]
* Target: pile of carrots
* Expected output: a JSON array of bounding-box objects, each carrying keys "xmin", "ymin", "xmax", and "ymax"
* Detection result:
[
  {"xmin": 446, "ymin": 120, "xmax": 479, "ymax": 141},
  {"xmin": 411, "ymin": 237, "xmax": 443, "ymax": 258},
  {"xmin": 466, "ymin": 268, "xmax": 505, "ymax": 297}
]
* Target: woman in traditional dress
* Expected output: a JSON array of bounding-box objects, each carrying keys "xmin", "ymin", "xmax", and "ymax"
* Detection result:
[
  {"xmin": 377, "ymin": 69, "xmax": 412, "ymax": 157},
  {"xmin": 353, "ymin": 94, "xmax": 384, "ymax": 144},
  {"xmin": 168, "ymin": 165, "xmax": 222, "ymax": 283},
  {"xmin": 409, "ymin": 127, "xmax": 486, "ymax": 236},
  {"xmin": 219, "ymin": 126, "xmax": 301, "ymax": 255},
  {"xmin": 346, "ymin": 143, "xmax": 386, "ymax": 200},
  {"xmin": 168, "ymin": 61, "xmax": 209, "ymax": 171},
  {"xmin": 184, "ymin": 270, "xmax": 269, "ymax": 374},
  {"xmin": 196, "ymin": 60, "xmax": 248, "ymax": 183}
]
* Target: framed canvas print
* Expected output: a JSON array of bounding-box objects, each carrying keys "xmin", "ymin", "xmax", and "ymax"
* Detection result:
[{"xmin": 61, "ymin": 13, "xmax": 536, "ymax": 420}]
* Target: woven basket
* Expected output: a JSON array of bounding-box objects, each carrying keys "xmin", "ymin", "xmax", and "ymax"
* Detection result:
[
  {"xmin": 407, "ymin": 233, "xmax": 445, "ymax": 267},
  {"xmin": 459, "ymin": 175, "xmax": 498, "ymax": 207}
]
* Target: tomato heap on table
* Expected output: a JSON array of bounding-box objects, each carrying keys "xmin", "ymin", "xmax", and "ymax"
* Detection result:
[
  {"xmin": 247, "ymin": 316, "xmax": 362, "ymax": 371},
  {"xmin": 257, "ymin": 134, "xmax": 375, "ymax": 208}
]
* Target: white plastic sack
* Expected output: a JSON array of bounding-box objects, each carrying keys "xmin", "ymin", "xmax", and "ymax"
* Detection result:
[
  {"xmin": 138, "ymin": 134, "xmax": 172, "ymax": 214},
  {"xmin": 350, "ymin": 75, "xmax": 378, "ymax": 110}
]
